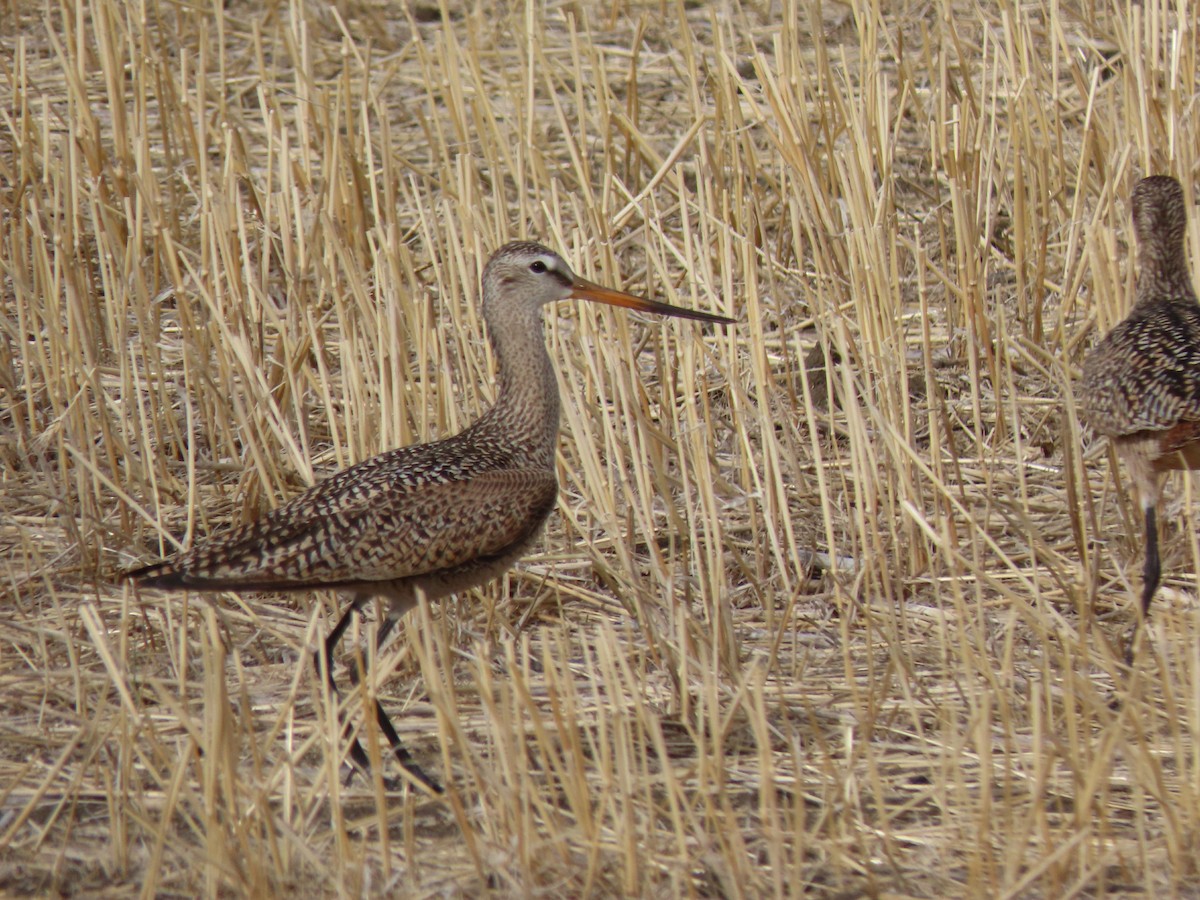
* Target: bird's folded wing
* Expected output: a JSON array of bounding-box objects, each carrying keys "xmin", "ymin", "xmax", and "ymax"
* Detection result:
[{"xmin": 337, "ymin": 468, "xmax": 559, "ymax": 582}]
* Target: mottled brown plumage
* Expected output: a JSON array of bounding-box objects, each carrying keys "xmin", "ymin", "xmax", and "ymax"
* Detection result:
[
  {"xmin": 128, "ymin": 241, "xmax": 734, "ymax": 791},
  {"xmin": 1079, "ymin": 175, "xmax": 1200, "ymax": 643}
]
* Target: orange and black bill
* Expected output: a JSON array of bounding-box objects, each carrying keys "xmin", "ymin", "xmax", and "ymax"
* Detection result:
[{"xmin": 570, "ymin": 276, "xmax": 735, "ymax": 326}]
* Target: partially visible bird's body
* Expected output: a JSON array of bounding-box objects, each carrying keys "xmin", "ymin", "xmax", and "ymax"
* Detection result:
[
  {"xmin": 131, "ymin": 437, "xmax": 559, "ymax": 613},
  {"xmin": 1079, "ymin": 175, "xmax": 1200, "ymax": 644},
  {"xmin": 128, "ymin": 241, "xmax": 733, "ymax": 790}
]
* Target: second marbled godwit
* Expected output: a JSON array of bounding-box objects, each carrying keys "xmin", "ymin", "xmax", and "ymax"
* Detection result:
[
  {"xmin": 1079, "ymin": 175, "xmax": 1200, "ymax": 653},
  {"xmin": 128, "ymin": 241, "xmax": 734, "ymax": 791}
]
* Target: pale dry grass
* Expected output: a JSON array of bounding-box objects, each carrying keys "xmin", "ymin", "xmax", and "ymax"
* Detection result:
[{"xmin": 4, "ymin": 0, "xmax": 1200, "ymax": 896}]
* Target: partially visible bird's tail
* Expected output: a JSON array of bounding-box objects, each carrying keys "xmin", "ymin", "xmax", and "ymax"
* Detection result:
[{"xmin": 124, "ymin": 561, "xmax": 187, "ymax": 590}]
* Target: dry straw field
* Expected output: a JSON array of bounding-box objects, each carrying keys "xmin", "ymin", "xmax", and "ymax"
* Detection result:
[{"xmin": 5, "ymin": 0, "xmax": 1200, "ymax": 896}]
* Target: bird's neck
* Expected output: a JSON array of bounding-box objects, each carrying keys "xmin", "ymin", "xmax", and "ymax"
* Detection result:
[
  {"xmin": 474, "ymin": 303, "xmax": 561, "ymax": 468},
  {"xmin": 1136, "ymin": 255, "xmax": 1198, "ymax": 305}
]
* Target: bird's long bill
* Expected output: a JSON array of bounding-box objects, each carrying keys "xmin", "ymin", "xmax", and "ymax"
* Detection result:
[{"xmin": 571, "ymin": 277, "xmax": 735, "ymax": 325}]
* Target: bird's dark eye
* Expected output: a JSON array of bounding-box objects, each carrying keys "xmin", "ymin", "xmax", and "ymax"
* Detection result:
[{"xmin": 530, "ymin": 260, "xmax": 547, "ymax": 274}]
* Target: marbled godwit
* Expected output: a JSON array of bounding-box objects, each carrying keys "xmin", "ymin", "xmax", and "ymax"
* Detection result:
[
  {"xmin": 1079, "ymin": 175, "xmax": 1200, "ymax": 653},
  {"xmin": 128, "ymin": 241, "xmax": 734, "ymax": 791}
]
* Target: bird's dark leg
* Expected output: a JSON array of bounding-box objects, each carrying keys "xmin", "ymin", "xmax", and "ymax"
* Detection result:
[
  {"xmin": 315, "ymin": 597, "xmax": 441, "ymax": 793},
  {"xmin": 322, "ymin": 594, "xmax": 371, "ymax": 678},
  {"xmin": 313, "ymin": 595, "xmax": 373, "ymax": 775},
  {"xmin": 1127, "ymin": 505, "xmax": 1161, "ymax": 665},
  {"xmin": 366, "ymin": 612, "xmax": 442, "ymax": 792},
  {"xmin": 1141, "ymin": 505, "xmax": 1160, "ymax": 619},
  {"xmin": 374, "ymin": 612, "xmax": 398, "ymax": 650}
]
